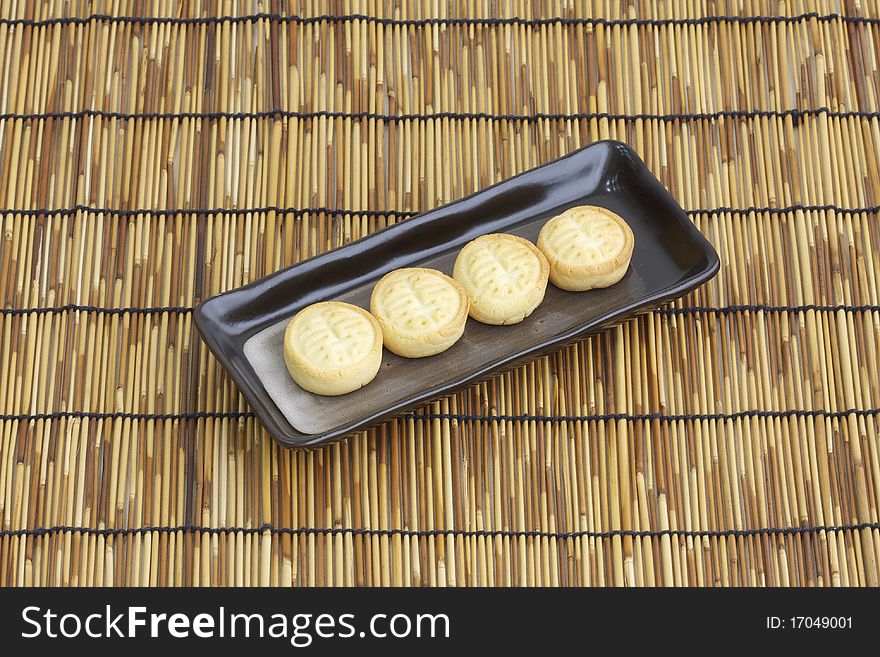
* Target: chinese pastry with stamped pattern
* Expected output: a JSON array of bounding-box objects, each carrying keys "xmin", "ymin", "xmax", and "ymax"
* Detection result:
[
  {"xmin": 452, "ymin": 233, "xmax": 549, "ymax": 325},
  {"xmin": 283, "ymin": 301, "xmax": 383, "ymax": 396},
  {"xmin": 537, "ymin": 205, "xmax": 634, "ymax": 291},
  {"xmin": 370, "ymin": 267, "xmax": 469, "ymax": 358}
]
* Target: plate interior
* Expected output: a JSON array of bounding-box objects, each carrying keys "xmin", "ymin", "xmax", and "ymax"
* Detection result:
[{"xmin": 243, "ymin": 219, "xmax": 649, "ymax": 435}]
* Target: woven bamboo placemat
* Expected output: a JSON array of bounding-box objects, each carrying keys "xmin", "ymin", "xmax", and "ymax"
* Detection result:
[{"xmin": 1, "ymin": 1, "xmax": 879, "ymax": 587}]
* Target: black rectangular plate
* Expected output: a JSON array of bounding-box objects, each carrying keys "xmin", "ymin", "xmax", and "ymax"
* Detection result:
[{"xmin": 194, "ymin": 141, "xmax": 719, "ymax": 447}]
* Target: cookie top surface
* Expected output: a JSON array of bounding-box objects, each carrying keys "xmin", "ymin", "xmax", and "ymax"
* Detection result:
[
  {"xmin": 454, "ymin": 233, "xmax": 547, "ymax": 300},
  {"xmin": 371, "ymin": 268, "xmax": 467, "ymax": 336},
  {"xmin": 285, "ymin": 301, "xmax": 380, "ymax": 370},
  {"xmin": 539, "ymin": 205, "xmax": 631, "ymax": 268}
]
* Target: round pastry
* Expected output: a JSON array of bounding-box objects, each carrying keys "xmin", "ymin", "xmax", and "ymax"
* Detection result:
[
  {"xmin": 283, "ymin": 301, "xmax": 383, "ymax": 396},
  {"xmin": 452, "ymin": 233, "xmax": 549, "ymax": 325},
  {"xmin": 537, "ymin": 205, "xmax": 634, "ymax": 291},
  {"xmin": 370, "ymin": 267, "xmax": 469, "ymax": 358}
]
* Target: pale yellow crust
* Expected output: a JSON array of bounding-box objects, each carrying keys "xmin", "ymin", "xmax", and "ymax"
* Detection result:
[
  {"xmin": 537, "ymin": 205, "xmax": 635, "ymax": 291},
  {"xmin": 283, "ymin": 301, "xmax": 383, "ymax": 396},
  {"xmin": 370, "ymin": 267, "xmax": 469, "ymax": 358},
  {"xmin": 452, "ymin": 233, "xmax": 550, "ymax": 325}
]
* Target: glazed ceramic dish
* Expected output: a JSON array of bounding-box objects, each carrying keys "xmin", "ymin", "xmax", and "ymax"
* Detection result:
[{"xmin": 194, "ymin": 140, "xmax": 719, "ymax": 447}]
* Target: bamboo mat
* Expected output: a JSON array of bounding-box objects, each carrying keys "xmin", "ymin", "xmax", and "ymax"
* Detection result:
[{"xmin": 1, "ymin": 0, "xmax": 880, "ymax": 587}]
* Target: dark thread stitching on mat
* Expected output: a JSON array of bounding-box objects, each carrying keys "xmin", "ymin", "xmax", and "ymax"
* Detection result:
[
  {"xmin": 1, "ymin": 305, "xmax": 191, "ymax": 315},
  {"xmin": 1, "ymin": 11, "xmax": 878, "ymax": 28},
  {"xmin": 2, "ymin": 107, "xmax": 879, "ymax": 122},
  {"xmin": 0, "ymin": 410, "xmax": 254, "ymax": 421},
  {"xmin": 4, "ymin": 202, "xmax": 878, "ymax": 220},
  {"xmin": 657, "ymin": 304, "xmax": 880, "ymax": 315},
  {"xmin": 414, "ymin": 408, "xmax": 880, "ymax": 423},
  {"xmin": 3, "ymin": 303, "xmax": 878, "ymax": 317},
  {"xmin": 1, "ymin": 522, "xmax": 878, "ymax": 541},
  {"xmin": 3, "ymin": 407, "xmax": 878, "ymax": 424},
  {"xmin": 687, "ymin": 203, "xmax": 880, "ymax": 215},
  {"xmin": 2, "ymin": 204, "xmax": 419, "ymax": 219}
]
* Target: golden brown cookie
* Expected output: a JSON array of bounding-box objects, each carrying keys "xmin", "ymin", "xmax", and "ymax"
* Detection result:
[
  {"xmin": 283, "ymin": 301, "xmax": 383, "ymax": 395},
  {"xmin": 537, "ymin": 205, "xmax": 634, "ymax": 291},
  {"xmin": 452, "ymin": 233, "xmax": 549, "ymax": 325},
  {"xmin": 370, "ymin": 267, "xmax": 469, "ymax": 358}
]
